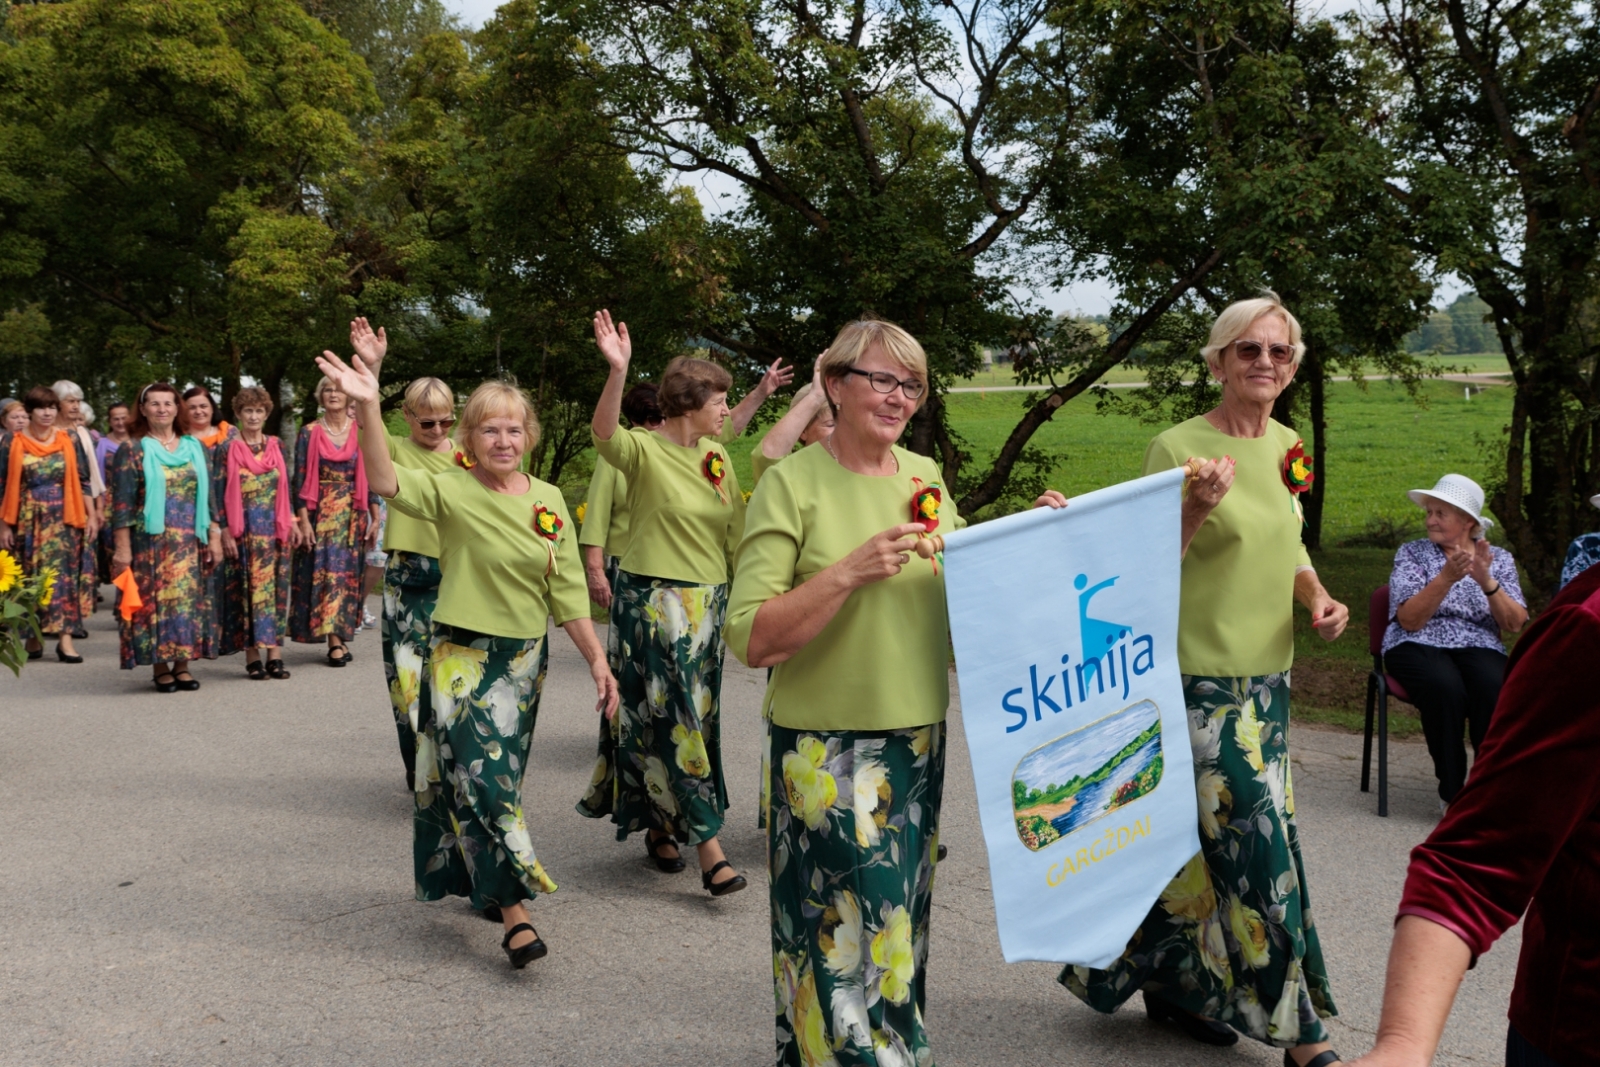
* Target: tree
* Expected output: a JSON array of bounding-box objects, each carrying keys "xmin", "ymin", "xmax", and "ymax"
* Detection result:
[
  {"xmin": 0, "ymin": 0, "xmax": 378, "ymax": 428},
  {"xmin": 1372, "ymin": 0, "xmax": 1600, "ymax": 595}
]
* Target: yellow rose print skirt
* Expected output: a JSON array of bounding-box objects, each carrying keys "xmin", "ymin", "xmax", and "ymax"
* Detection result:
[
  {"xmin": 1060, "ymin": 673, "xmax": 1337, "ymax": 1047},
  {"xmin": 412, "ymin": 627, "xmax": 556, "ymax": 908},
  {"xmin": 381, "ymin": 551, "xmax": 441, "ymax": 792},
  {"xmin": 576, "ymin": 570, "xmax": 730, "ymax": 845},
  {"xmin": 769, "ymin": 722, "xmax": 945, "ymax": 1067}
]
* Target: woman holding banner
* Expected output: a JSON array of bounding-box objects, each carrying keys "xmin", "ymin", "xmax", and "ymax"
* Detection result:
[
  {"xmin": 1060, "ymin": 293, "xmax": 1350, "ymax": 1067},
  {"xmin": 728, "ymin": 318, "xmax": 1063, "ymax": 1067}
]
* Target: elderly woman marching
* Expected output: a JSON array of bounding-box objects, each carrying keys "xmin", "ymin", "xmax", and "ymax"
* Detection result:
[
  {"xmin": 214, "ymin": 386, "xmax": 302, "ymax": 679},
  {"xmin": 343, "ymin": 317, "xmax": 461, "ymax": 793},
  {"xmin": 576, "ymin": 311, "xmax": 750, "ymax": 895},
  {"xmin": 291, "ymin": 373, "xmax": 375, "ymax": 666},
  {"xmin": 52, "ymin": 381, "xmax": 106, "ymax": 637},
  {"xmin": 1, "ymin": 386, "xmax": 96, "ymax": 662},
  {"xmin": 184, "ymin": 386, "xmax": 234, "ymax": 660},
  {"xmin": 580, "ymin": 382, "xmax": 662, "ymax": 614},
  {"xmin": 1059, "ymin": 293, "xmax": 1351, "ymax": 1067},
  {"xmin": 728, "ymin": 319, "xmax": 1065, "ymax": 1066},
  {"xmin": 109, "ymin": 383, "xmax": 224, "ymax": 690},
  {"xmin": 315, "ymin": 347, "xmax": 618, "ymax": 968}
]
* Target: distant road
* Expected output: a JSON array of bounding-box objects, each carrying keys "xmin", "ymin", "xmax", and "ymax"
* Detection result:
[{"xmin": 948, "ymin": 371, "xmax": 1512, "ymax": 394}]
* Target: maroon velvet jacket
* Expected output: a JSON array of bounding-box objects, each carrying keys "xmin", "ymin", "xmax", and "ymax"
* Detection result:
[{"xmin": 1397, "ymin": 562, "xmax": 1600, "ymax": 1065}]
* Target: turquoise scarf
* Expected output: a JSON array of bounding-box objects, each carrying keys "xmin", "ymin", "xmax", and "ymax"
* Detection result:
[{"xmin": 140, "ymin": 435, "xmax": 211, "ymax": 540}]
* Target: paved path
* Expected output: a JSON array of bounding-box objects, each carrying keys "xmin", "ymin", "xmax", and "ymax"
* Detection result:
[{"xmin": 0, "ymin": 597, "xmax": 1516, "ymax": 1066}]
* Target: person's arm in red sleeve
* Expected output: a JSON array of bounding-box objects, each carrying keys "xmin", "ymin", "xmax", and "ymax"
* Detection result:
[{"xmin": 1349, "ymin": 577, "xmax": 1600, "ymax": 1067}]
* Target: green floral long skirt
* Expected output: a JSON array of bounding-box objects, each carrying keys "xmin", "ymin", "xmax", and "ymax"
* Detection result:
[
  {"xmin": 769, "ymin": 722, "xmax": 945, "ymax": 1067},
  {"xmin": 1060, "ymin": 673, "xmax": 1337, "ymax": 1047},
  {"xmin": 382, "ymin": 550, "xmax": 441, "ymax": 792},
  {"xmin": 412, "ymin": 627, "xmax": 557, "ymax": 909},
  {"xmin": 576, "ymin": 569, "xmax": 730, "ymax": 845}
]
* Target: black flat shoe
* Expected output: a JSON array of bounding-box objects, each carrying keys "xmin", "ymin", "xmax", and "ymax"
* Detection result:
[
  {"xmin": 266, "ymin": 659, "xmax": 290, "ymax": 679},
  {"xmin": 72, "ymin": 628, "xmax": 88, "ymax": 639},
  {"xmin": 26, "ymin": 647, "xmax": 42, "ymax": 661},
  {"xmin": 701, "ymin": 860, "xmax": 746, "ymax": 897},
  {"xmin": 478, "ymin": 905, "xmax": 503, "ymax": 923},
  {"xmin": 153, "ymin": 672, "xmax": 178, "ymax": 693},
  {"xmin": 56, "ymin": 645, "xmax": 83, "ymax": 664},
  {"xmin": 1145, "ymin": 991, "xmax": 1238, "ymax": 1046},
  {"xmin": 501, "ymin": 922, "xmax": 547, "ymax": 969},
  {"xmin": 937, "ymin": 843, "xmax": 948, "ymax": 862},
  {"xmin": 646, "ymin": 832, "xmax": 685, "ymax": 873},
  {"xmin": 245, "ymin": 659, "xmax": 266, "ymax": 680},
  {"xmin": 326, "ymin": 646, "xmax": 350, "ymax": 667},
  {"xmin": 1286, "ymin": 1051, "xmax": 1342, "ymax": 1067},
  {"xmin": 173, "ymin": 671, "xmax": 201, "ymax": 691}
]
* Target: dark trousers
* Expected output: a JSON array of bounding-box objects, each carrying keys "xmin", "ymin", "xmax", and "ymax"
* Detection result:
[
  {"xmin": 1507, "ymin": 1025, "xmax": 1563, "ymax": 1066},
  {"xmin": 1384, "ymin": 641, "xmax": 1507, "ymax": 802}
]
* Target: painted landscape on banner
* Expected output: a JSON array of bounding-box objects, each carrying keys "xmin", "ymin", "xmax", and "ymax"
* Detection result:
[{"xmin": 939, "ymin": 467, "xmax": 1200, "ymax": 966}]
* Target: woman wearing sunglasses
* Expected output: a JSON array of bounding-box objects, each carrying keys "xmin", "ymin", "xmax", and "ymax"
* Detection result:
[
  {"xmin": 346, "ymin": 317, "xmax": 459, "ymax": 794},
  {"xmin": 1061, "ymin": 293, "xmax": 1350, "ymax": 1067}
]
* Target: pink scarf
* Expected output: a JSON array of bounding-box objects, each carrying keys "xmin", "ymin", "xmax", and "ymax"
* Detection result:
[
  {"xmin": 225, "ymin": 436, "xmax": 294, "ymax": 543},
  {"xmin": 298, "ymin": 421, "xmax": 370, "ymax": 515}
]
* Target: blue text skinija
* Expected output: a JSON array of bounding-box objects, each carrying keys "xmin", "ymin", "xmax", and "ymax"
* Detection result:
[{"xmin": 1000, "ymin": 572, "xmax": 1156, "ymax": 734}]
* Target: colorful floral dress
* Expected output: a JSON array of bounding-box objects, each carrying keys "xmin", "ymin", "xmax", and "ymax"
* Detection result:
[
  {"xmin": 577, "ymin": 572, "xmax": 731, "ymax": 843},
  {"xmin": 73, "ymin": 428, "xmax": 102, "ymax": 627},
  {"xmin": 109, "ymin": 441, "xmax": 216, "ymax": 668},
  {"xmin": 214, "ymin": 437, "xmax": 290, "ymax": 653},
  {"xmin": 2, "ymin": 431, "xmax": 91, "ymax": 635},
  {"xmin": 290, "ymin": 426, "xmax": 368, "ymax": 643}
]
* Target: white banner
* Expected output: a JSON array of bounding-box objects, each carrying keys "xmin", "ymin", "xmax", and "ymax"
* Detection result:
[{"xmin": 941, "ymin": 468, "xmax": 1200, "ymax": 966}]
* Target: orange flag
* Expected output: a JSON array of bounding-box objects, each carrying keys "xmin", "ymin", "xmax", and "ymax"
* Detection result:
[{"xmin": 113, "ymin": 569, "xmax": 143, "ymax": 621}]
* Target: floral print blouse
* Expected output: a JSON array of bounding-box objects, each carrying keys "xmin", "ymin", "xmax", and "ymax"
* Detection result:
[
  {"xmin": 1382, "ymin": 538, "xmax": 1525, "ymax": 655},
  {"xmin": 1560, "ymin": 533, "xmax": 1600, "ymax": 591}
]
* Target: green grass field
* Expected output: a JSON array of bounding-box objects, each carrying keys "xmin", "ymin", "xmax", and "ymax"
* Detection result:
[{"xmin": 951, "ymin": 352, "xmax": 1513, "ymax": 389}]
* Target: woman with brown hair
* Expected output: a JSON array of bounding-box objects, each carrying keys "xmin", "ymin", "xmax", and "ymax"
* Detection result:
[
  {"xmin": 1, "ymin": 385, "xmax": 95, "ymax": 662},
  {"xmin": 215, "ymin": 386, "xmax": 300, "ymax": 678},
  {"xmin": 290, "ymin": 374, "xmax": 374, "ymax": 666},
  {"xmin": 576, "ymin": 310, "xmax": 748, "ymax": 897},
  {"xmin": 109, "ymin": 383, "xmax": 222, "ymax": 690}
]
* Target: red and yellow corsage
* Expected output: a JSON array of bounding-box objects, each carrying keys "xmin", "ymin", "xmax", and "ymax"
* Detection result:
[
  {"xmin": 1281, "ymin": 439, "xmax": 1314, "ymax": 524},
  {"xmin": 910, "ymin": 478, "xmax": 942, "ymax": 572},
  {"xmin": 531, "ymin": 503, "xmax": 563, "ymax": 575},
  {"xmin": 453, "ymin": 449, "xmax": 475, "ymax": 470},
  {"xmin": 703, "ymin": 449, "xmax": 729, "ymax": 504}
]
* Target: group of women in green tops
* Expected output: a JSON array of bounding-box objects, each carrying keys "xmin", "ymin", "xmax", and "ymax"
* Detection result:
[{"xmin": 312, "ymin": 291, "xmax": 1352, "ymax": 1067}]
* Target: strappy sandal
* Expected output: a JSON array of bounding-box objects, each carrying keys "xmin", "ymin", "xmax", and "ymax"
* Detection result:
[
  {"xmin": 153, "ymin": 672, "xmax": 178, "ymax": 694},
  {"xmin": 245, "ymin": 659, "xmax": 266, "ymax": 680},
  {"xmin": 266, "ymin": 659, "xmax": 290, "ymax": 680},
  {"xmin": 501, "ymin": 922, "xmax": 548, "ymax": 969},
  {"xmin": 701, "ymin": 860, "xmax": 747, "ymax": 898},
  {"xmin": 646, "ymin": 831, "xmax": 685, "ymax": 873},
  {"xmin": 1286, "ymin": 1052, "xmax": 1342, "ymax": 1067},
  {"xmin": 326, "ymin": 645, "xmax": 351, "ymax": 667}
]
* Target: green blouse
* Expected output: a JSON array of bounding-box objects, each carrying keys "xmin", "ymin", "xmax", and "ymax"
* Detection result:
[
  {"xmin": 751, "ymin": 447, "xmax": 785, "ymax": 487},
  {"xmin": 578, "ymin": 455, "xmax": 630, "ymax": 558},
  {"xmin": 382, "ymin": 433, "xmax": 459, "ymax": 558},
  {"xmin": 591, "ymin": 426, "xmax": 745, "ymax": 586},
  {"xmin": 1144, "ymin": 416, "xmax": 1313, "ymax": 677},
  {"xmin": 388, "ymin": 466, "xmax": 587, "ymax": 640},
  {"xmin": 725, "ymin": 443, "xmax": 964, "ymax": 732}
]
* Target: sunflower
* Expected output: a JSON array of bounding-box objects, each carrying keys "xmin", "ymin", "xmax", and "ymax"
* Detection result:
[{"xmin": 0, "ymin": 550, "xmax": 20, "ymax": 594}]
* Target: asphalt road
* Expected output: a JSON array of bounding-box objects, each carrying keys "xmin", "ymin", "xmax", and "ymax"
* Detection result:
[{"xmin": 0, "ymin": 595, "xmax": 1516, "ymax": 1067}]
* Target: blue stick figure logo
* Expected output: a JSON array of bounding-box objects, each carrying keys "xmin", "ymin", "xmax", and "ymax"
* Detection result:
[{"xmin": 1075, "ymin": 573, "xmax": 1132, "ymax": 684}]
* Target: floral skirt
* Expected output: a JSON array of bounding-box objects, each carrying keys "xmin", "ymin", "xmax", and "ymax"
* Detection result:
[
  {"xmin": 413, "ymin": 627, "xmax": 556, "ymax": 908},
  {"xmin": 769, "ymin": 722, "xmax": 945, "ymax": 1067},
  {"xmin": 17, "ymin": 496, "xmax": 85, "ymax": 635},
  {"xmin": 118, "ymin": 527, "xmax": 215, "ymax": 668},
  {"xmin": 576, "ymin": 569, "xmax": 729, "ymax": 845},
  {"xmin": 382, "ymin": 551, "xmax": 440, "ymax": 791},
  {"xmin": 1059, "ymin": 673, "xmax": 1336, "ymax": 1047},
  {"xmin": 216, "ymin": 532, "xmax": 291, "ymax": 654}
]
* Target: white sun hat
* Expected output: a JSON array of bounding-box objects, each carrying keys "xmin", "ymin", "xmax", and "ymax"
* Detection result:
[
  {"xmin": 1592, "ymin": 493, "xmax": 1599, "ymax": 510},
  {"xmin": 1407, "ymin": 473, "xmax": 1494, "ymax": 530}
]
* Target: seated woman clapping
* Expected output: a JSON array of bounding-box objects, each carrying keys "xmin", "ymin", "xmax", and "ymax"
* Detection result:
[
  {"xmin": 314, "ymin": 346, "xmax": 619, "ymax": 970},
  {"xmin": 1382, "ymin": 474, "xmax": 1527, "ymax": 810}
]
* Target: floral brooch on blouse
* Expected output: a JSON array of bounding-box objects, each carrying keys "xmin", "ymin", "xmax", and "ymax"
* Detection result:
[
  {"xmin": 1281, "ymin": 439, "xmax": 1314, "ymax": 524},
  {"xmin": 532, "ymin": 503, "xmax": 562, "ymax": 575},
  {"xmin": 703, "ymin": 450, "xmax": 729, "ymax": 504},
  {"xmin": 453, "ymin": 449, "xmax": 475, "ymax": 470},
  {"xmin": 910, "ymin": 478, "xmax": 943, "ymax": 573}
]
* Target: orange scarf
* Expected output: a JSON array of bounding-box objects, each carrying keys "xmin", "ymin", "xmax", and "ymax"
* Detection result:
[
  {"xmin": 195, "ymin": 421, "xmax": 232, "ymax": 449},
  {"xmin": 2, "ymin": 429, "xmax": 87, "ymax": 528}
]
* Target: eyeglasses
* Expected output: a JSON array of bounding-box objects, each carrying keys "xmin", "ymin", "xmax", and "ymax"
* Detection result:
[
  {"xmin": 415, "ymin": 417, "xmax": 455, "ymax": 430},
  {"xmin": 842, "ymin": 368, "xmax": 926, "ymax": 400},
  {"xmin": 1232, "ymin": 340, "xmax": 1296, "ymax": 365}
]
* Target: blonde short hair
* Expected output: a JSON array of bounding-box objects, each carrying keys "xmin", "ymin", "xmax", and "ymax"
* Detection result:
[
  {"xmin": 817, "ymin": 319, "xmax": 928, "ymax": 411},
  {"xmin": 403, "ymin": 377, "xmax": 454, "ymax": 417},
  {"xmin": 457, "ymin": 381, "xmax": 540, "ymax": 462},
  {"xmin": 1200, "ymin": 291, "xmax": 1305, "ymax": 371}
]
